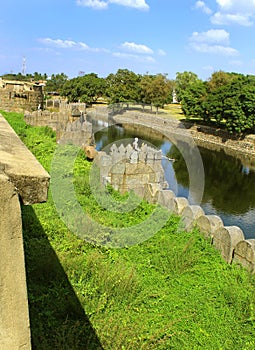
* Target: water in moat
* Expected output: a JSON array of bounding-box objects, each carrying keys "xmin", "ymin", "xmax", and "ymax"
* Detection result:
[{"xmin": 92, "ymin": 120, "xmax": 255, "ymax": 239}]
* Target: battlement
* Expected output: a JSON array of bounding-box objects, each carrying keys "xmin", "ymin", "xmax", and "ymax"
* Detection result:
[{"xmin": 95, "ymin": 142, "xmax": 168, "ymax": 197}]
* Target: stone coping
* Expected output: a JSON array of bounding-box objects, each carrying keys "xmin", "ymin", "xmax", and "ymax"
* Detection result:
[{"xmin": 0, "ymin": 114, "xmax": 50, "ymax": 204}]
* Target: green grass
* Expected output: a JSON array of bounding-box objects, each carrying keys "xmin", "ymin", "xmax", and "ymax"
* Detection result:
[
  {"xmin": 2, "ymin": 110, "xmax": 255, "ymax": 349},
  {"xmin": 163, "ymin": 103, "xmax": 185, "ymax": 120}
]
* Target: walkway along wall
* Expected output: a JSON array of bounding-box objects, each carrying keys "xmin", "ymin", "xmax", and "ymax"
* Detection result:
[{"xmin": 0, "ymin": 114, "xmax": 50, "ymax": 349}]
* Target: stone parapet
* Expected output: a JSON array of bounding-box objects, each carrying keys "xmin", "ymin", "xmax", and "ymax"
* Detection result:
[
  {"xmin": 0, "ymin": 113, "xmax": 50, "ymax": 349},
  {"xmin": 0, "ymin": 114, "xmax": 50, "ymax": 204},
  {"xmin": 97, "ymin": 143, "xmax": 168, "ymax": 197}
]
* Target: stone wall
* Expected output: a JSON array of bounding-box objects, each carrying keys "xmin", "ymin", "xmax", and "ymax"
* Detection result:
[
  {"xmin": 0, "ymin": 79, "xmax": 44, "ymax": 112},
  {"xmin": 144, "ymin": 182, "xmax": 255, "ymax": 273},
  {"xmin": 107, "ymin": 109, "xmax": 255, "ymax": 165},
  {"xmin": 95, "ymin": 143, "xmax": 168, "ymax": 197},
  {"xmin": 25, "ymin": 109, "xmax": 94, "ymax": 146},
  {"xmin": 0, "ymin": 114, "xmax": 50, "ymax": 349}
]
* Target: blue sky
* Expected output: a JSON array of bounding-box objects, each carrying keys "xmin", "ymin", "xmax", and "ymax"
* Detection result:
[{"xmin": 1, "ymin": 0, "xmax": 255, "ymax": 80}]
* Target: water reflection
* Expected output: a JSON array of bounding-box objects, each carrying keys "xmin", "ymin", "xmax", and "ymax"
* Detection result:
[{"xmin": 93, "ymin": 123, "xmax": 255, "ymax": 239}]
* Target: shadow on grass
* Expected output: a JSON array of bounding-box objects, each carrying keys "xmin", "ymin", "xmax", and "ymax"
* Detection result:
[{"xmin": 21, "ymin": 205, "xmax": 103, "ymax": 350}]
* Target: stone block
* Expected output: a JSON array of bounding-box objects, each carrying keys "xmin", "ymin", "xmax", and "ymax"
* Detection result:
[
  {"xmin": 110, "ymin": 173, "xmax": 124, "ymax": 186},
  {"xmin": 152, "ymin": 160, "xmax": 164, "ymax": 172},
  {"xmin": 233, "ymin": 239, "xmax": 255, "ymax": 273},
  {"xmin": 146, "ymin": 151, "xmax": 155, "ymax": 160},
  {"xmin": 110, "ymin": 161, "xmax": 126, "ymax": 175},
  {"xmin": 0, "ymin": 115, "xmax": 50, "ymax": 204},
  {"xmin": 157, "ymin": 190, "xmax": 175, "ymax": 209},
  {"xmin": 125, "ymin": 144, "xmax": 133, "ymax": 158},
  {"xmin": 172, "ymin": 197, "xmax": 189, "ymax": 215},
  {"xmin": 154, "ymin": 150, "xmax": 162, "ymax": 160},
  {"xmin": 132, "ymin": 186, "xmax": 146, "ymax": 198},
  {"xmin": 144, "ymin": 183, "xmax": 161, "ymax": 203},
  {"xmin": 0, "ymin": 173, "xmax": 31, "ymax": 349},
  {"xmin": 196, "ymin": 214, "xmax": 224, "ymax": 240},
  {"xmin": 148, "ymin": 172, "xmax": 156, "ymax": 182},
  {"xmin": 125, "ymin": 162, "xmax": 153, "ymax": 175},
  {"xmin": 130, "ymin": 151, "xmax": 138, "ymax": 164},
  {"xmin": 181, "ymin": 205, "xmax": 205, "ymax": 231},
  {"xmin": 99, "ymin": 154, "xmax": 111, "ymax": 167},
  {"xmin": 138, "ymin": 151, "xmax": 146, "ymax": 162},
  {"xmin": 110, "ymin": 143, "xmax": 118, "ymax": 155},
  {"xmin": 124, "ymin": 174, "xmax": 150, "ymax": 186},
  {"xmin": 118, "ymin": 144, "xmax": 126, "ymax": 159},
  {"xmin": 213, "ymin": 226, "xmax": 245, "ymax": 264},
  {"xmin": 112, "ymin": 153, "xmax": 122, "ymax": 164}
]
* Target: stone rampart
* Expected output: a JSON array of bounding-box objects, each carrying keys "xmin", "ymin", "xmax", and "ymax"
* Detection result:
[
  {"xmin": 0, "ymin": 114, "xmax": 50, "ymax": 349},
  {"xmin": 95, "ymin": 142, "xmax": 168, "ymax": 197},
  {"xmin": 0, "ymin": 79, "xmax": 44, "ymax": 112},
  {"xmin": 25, "ymin": 109, "xmax": 94, "ymax": 146}
]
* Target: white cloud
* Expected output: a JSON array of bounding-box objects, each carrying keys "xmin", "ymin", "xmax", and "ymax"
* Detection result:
[
  {"xmin": 211, "ymin": 12, "xmax": 253, "ymax": 26},
  {"xmin": 40, "ymin": 38, "xmax": 77, "ymax": 48},
  {"xmin": 189, "ymin": 29, "xmax": 239, "ymax": 56},
  {"xmin": 76, "ymin": 0, "xmax": 149, "ymax": 10},
  {"xmin": 76, "ymin": 0, "xmax": 108, "ymax": 9},
  {"xmin": 190, "ymin": 29, "xmax": 230, "ymax": 44},
  {"xmin": 109, "ymin": 0, "xmax": 149, "ymax": 10},
  {"xmin": 190, "ymin": 42, "xmax": 239, "ymax": 55},
  {"xmin": 210, "ymin": 0, "xmax": 255, "ymax": 26},
  {"xmin": 121, "ymin": 41, "xmax": 153, "ymax": 54},
  {"xmin": 39, "ymin": 38, "xmax": 108, "ymax": 52},
  {"xmin": 216, "ymin": 0, "xmax": 255, "ymax": 12},
  {"xmin": 113, "ymin": 52, "xmax": 155, "ymax": 62},
  {"xmin": 195, "ymin": 1, "xmax": 212, "ymax": 15}
]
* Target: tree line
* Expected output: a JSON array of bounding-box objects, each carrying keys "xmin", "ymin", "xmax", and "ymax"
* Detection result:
[
  {"xmin": 176, "ymin": 71, "xmax": 255, "ymax": 133},
  {"xmin": 2, "ymin": 69, "xmax": 255, "ymax": 133}
]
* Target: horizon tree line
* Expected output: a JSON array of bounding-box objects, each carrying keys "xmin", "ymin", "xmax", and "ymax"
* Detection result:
[{"xmin": 2, "ymin": 69, "xmax": 255, "ymax": 133}]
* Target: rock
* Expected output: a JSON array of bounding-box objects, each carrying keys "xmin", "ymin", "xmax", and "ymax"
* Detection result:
[{"xmin": 83, "ymin": 145, "xmax": 98, "ymax": 160}]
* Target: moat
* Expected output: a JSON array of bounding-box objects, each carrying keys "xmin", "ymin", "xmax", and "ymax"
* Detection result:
[{"xmin": 92, "ymin": 120, "xmax": 255, "ymax": 239}]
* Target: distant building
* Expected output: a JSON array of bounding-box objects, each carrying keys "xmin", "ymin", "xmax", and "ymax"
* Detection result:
[{"xmin": 0, "ymin": 79, "xmax": 44, "ymax": 112}]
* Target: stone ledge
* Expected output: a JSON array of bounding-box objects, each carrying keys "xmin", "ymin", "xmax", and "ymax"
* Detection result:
[{"xmin": 0, "ymin": 114, "xmax": 50, "ymax": 204}]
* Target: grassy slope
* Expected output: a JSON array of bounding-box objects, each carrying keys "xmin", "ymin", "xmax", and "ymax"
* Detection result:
[{"xmin": 2, "ymin": 110, "xmax": 255, "ymax": 350}]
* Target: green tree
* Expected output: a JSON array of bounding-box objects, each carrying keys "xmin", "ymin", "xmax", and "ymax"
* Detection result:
[
  {"xmin": 206, "ymin": 70, "xmax": 237, "ymax": 92},
  {"xmin": 45, "ymin": 73, "xmax": 68, "ymax": 94},
  {"xmin": 205, "ymin": 75, "xmax": 255, "ymax": 133},
  {"xmin": 139, "ymin": 74, "xmax": 172, "ymax": 113},
  {"xmin": 105, "ymin": 69, "xmax": 141, "ymax": 106},
  {"xmin": 181, "ymin": 80, "xmax": 207, "ymax": 119},
  {"xmin": 61, "ymin": 73, "xmax": 106, "ymax": 105},
  {"xmin": 175, "ymin": 71, "xmax": 200, "ymax": 102}
]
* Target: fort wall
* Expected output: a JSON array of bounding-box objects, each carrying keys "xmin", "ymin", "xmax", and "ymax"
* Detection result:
[
  {"xmin": 0, "ymin": 79, "xmax": 44, "ymax": 112},
  {"xmin": 0, "ymin": 114, "xmax": 50, "ymax": 349}
]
